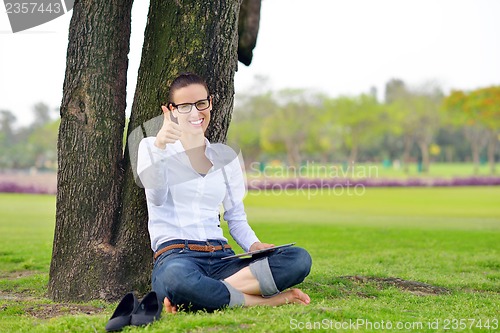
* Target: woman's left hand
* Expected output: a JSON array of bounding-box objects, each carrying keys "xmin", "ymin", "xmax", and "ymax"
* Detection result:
[{"xmin": 249, "ymin": 242, "xmax": 275, "ymax": 252}]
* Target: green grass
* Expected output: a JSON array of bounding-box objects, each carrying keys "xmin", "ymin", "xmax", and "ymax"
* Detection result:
[
  {"xmin": 371, "ymin": 162, "xmax": 494, "ymax": 178},
  {"xmin": 247, "ymin": 162, "xmax": 496, "ymax": 179},
  {"xmin": 0, "ymin": 188, "xmax": 499, "ymax": 332}
]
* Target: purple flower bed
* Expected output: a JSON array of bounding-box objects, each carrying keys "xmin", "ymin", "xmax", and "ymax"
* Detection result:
[
  {"xmin": 2, "ymin": 176, "xmax": 500, "ymax": 195},
  {"xmin": 247, "ymin": 177, "xmax": 500, "ymax": 191},
  {"xmin": 0, "ymin": 182, "xmax": 55, "ymax": 195}
]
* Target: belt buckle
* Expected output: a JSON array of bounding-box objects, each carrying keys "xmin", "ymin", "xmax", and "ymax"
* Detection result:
[{"xmin": 206, "ymin": 241, "xmax": 216, "ymax": 252}]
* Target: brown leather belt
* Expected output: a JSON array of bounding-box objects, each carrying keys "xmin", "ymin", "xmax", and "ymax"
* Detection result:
[{"xmin": 154, "ymin": 243, "xmax": 232, "ymax": 261}]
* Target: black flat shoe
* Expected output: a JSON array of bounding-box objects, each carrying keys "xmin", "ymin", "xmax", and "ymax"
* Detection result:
[
  {"xmin": 131, "ymin": 291, "xmax": 162, "ymax": 326},
  {"xmin": 105, "ymin": 292, "xmax": 139, "ymax": 332}
]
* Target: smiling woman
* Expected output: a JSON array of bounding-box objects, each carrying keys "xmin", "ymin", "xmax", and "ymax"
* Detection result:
[
  {"xmin": 136, "ymin": 72, "xmax": 312, "ymax": 314},
  {"xmin": 154, "ymin": 73, "xmax": 213, "ymax": 150}
]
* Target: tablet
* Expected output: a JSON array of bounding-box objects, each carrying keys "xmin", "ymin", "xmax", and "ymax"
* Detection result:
[{"xmin": 221, "ymin": 243, "xmax": 295, "ymax": 260}]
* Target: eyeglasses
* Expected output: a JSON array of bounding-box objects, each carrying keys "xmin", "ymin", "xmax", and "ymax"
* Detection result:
[{"xmin": 170, "ymin": 96, "xmax": 211, "ymax": 114}]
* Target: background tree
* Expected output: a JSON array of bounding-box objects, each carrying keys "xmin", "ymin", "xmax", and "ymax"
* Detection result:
[
  {"xmin": 433, "ymin": 126, "xmax": 468, "ymax": 162},
  {"xmin": 386, "ymin": 80, "xmax": 442, "ymax": 173},
  {"xmin": 468, "ymin": 86, "xmax": 500, "ymax": 174},
  {"xmin": 385, "ymin": 78, "xmax": 406, "ymax": 104},
  {"xmin": 326, "ymin": 94, "xmax": 386, "ymax": 164},
  {"xmin": 385, "ymin": 80, "xmax": 416, "ymax": 172},
  {"xmin": 31, "ymin": 102, "xmax": 52, "ymax": 129},
  {"xmin": 260, "ymin": 89, "xmax": 319, "ymax": 167},
  {"xmin": 0, "ymin": 110, "xmax": 17, "ymax": 168},
  {"xmin": 411, "ymin": 84, "xmax": 443, "ymax": 173},
  {"xmin": 304, "ymin": 93, "xmax": 340, "ymax": 164},
  {"xmin": 443, "ymin": 89, "xmax": 489, "ymax": 174},
  {"xmin": 27, "ymin": 120, "xmax": 59, "ymax": 170},
  {"xmin": 0, "ymin": 110, "xmax": 16, "ymax": 144},
  {"xmin": 229, "ymin": 88, "xmax": 276, "ymax": 168},
  {"xmin": 0, "ymin": 105, "xmax": 59, "ymax": 170},
  {"xmin": 49, "ymin": 0, "xmax": 260, "ymax": 302}
]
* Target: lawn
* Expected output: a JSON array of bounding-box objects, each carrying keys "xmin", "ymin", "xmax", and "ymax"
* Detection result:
[
  {"xmin": 0, "ymin": 187, "xmax": 499, "ymax": 332},
  {"xmin": 246, "ymin": 162, "xmax": 497, "ymax": 179}
]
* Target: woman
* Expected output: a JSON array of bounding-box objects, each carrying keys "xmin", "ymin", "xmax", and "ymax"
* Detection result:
[{"xmin": 137, "ymin": 72, "xmax": 312, "ymax": 313}]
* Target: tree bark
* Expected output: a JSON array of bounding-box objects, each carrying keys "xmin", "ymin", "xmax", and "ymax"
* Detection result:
[
  {"xmin": 121, "ymin": 0, "xmax": 242, "ymax": 299},
  {"xmin": 238, "ymin": 0, "xmax": 261, "ymax": 66},
  {"xmin": 49, "ymin": 0, "xmax": 132, "ymax": 301},
  {"xmin": 49, "ymin": 0, "xmax": 243, "ymax": 302}
]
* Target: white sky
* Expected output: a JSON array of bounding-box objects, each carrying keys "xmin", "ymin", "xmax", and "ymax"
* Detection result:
[{"xmin": 1, "ymin": 0, "xmax": 499, "ymax": 128}]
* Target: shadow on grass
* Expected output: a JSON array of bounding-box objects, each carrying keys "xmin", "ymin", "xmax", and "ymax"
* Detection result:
[
  {"xmin": 0, "ymin": 271, "xmax": 105, "ymax": 320},
  {"xmin": 304, "ymin": 275, "xmax": 450, "ymax": 300}
]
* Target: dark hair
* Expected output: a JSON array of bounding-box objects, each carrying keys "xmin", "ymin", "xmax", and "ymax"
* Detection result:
[{"xmin": 168, "ymin": 72, "xmax": 209, "ymax": 103}]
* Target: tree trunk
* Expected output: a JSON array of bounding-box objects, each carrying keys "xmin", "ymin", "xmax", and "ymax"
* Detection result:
[
  {"xmin": 285, "ymin": 138, "xmax": 298, "ymax": 167},
  {"xmin": 349, "ymin": 144, "xmax": 358, "ymax": 164},
  {"xmin": 444, "ymin": 146, "xmax": 453, "ymax": 163},
  {"xmin": 464, "ymin": 126, "xmax": 487, "ymax": 176},
  {"xmin": 487, "ymin": 130, "xmax": 497, "ymax": 174},
  {"xmin": 238, "ymin": 0, "xmax": 261, "ymax": 65},
  {"xmin": 417, "ymin": 140, "xmax": 430, "ymax": 173},
  {"xmin": 471, "ymin": 144, "xmax": 480, "ymax": 175},
  {"xmin": 49, "ymin": 0, "xmax": 244, "ymax": 302},
  {"xmin": 121, "ymin": 0, "xmax": 242, "ymax": 298},
  {"xmin": 402, "ymin": 134, "xmax": 413, "ymax": 173},
  {"xmin": 49, "ymin": 0, "xmax": 133, "ymax": 301}
]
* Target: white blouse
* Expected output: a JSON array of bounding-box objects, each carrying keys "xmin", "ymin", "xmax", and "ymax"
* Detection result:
[{"xmin": 137, "ymin": 137, "xmax": 259, "ymax": 252}]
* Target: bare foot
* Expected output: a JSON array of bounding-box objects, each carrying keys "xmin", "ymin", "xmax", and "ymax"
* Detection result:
[
  {"xmin": 271, "ymin": 288, "xmax": 310, "ymax": 306},
  {"xmin": 163, "ymin": 297, "xmax": 177, "ymax": 314},
  {"xmin": 243, "ymin": 288, "xmax": 311, "ymax": 307}
]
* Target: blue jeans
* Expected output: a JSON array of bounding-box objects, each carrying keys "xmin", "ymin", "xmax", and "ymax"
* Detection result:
[{"xmin": 151, "ymin": 239, "xmax": 312, "ymax": 312}]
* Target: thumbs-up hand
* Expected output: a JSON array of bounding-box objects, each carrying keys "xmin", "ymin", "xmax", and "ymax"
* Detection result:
[{"xmin": 154, "ymin": 105, "xmax": 182, "ymax": 149}]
